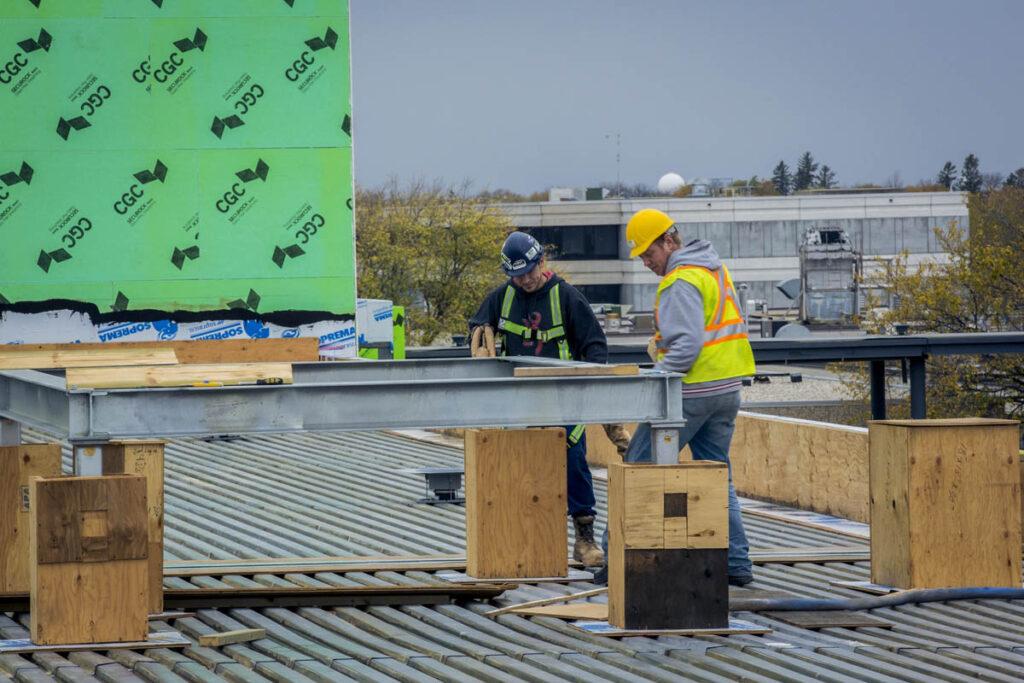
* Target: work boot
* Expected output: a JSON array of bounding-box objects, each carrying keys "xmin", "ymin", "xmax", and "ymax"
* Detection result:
[{"xmin": 572, "ymin": 515, "xmax": 604, "ymax": 566}]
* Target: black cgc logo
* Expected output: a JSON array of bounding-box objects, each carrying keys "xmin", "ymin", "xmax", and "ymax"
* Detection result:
[
  {"xmin": 284, "ymin": 27, "xmax": 337, "ymax": 82},
  {"xmin": 1, "ymin": 29, "xmax": 52, "ymax": 85},
  {"xmin": 0, "ymin": 162, "xmax": 33, "ymax": 188},
  {"xmin": 133, "ymin": 28, "xmax": 207, "ymax": 86},
  {"xmin": 216, "ymin": 159, "xmax": 269, "ymax": 213},
  {"xmin": 113, "ymin": 159, "xmax": 167, "ymax": 216}
]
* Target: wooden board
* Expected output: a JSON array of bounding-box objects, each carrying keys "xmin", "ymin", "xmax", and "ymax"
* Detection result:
[
  {"xmin": 164, "ymin": 553, "xmax": 467, "ymax": 577},
  {"xmin": 198, "ymin": 628, "xmax": 266, "ymax": 647},
  {"xmin": 104, "ymin": 441, "xmax": 164, "ymax": 615},
  {"xmin": 869, "ymin": 419, "xmax": 1022, "ymax": 589},
  {"xmin": 4, "ymin": 339, "xmax": 319, "ymax": 364},
  {"xmin": 65, "ymin": 362, "xmax": 293, "ymax": 389},
  {"xmin": 465, "ymin": 428, "xmax": 567, "ymax": 579},
  {"xmin": 513, "ymin": 364, "xmax": 639, "ymax": 378},
  {"xmin": 571, "ymin": 617, "xmax": 771, "ymax": 638},
  {"xmin": 0, "ymin": 631, "xmax": 189, "ymax": 654},
  {"xmin": 762, "ymin": 610, "xmax": 893, "ymax": 630},
  {"xmin": 0, "ymin": 444, "xmax": 62, "ymax": 594},
  {"xmin": 730, "ymin": 412, "xmax": 870, "ymax": 523},
  {"xmin": 31, "ymin": 475, "xmax": 149, "ymax": 645},
  {"xmin": 509, "ymin": 602, "xmax": 609, "ymax": 620},
  {"xmin": 0, "ymin": 347, "xmax": 178, "ymax": 370}
]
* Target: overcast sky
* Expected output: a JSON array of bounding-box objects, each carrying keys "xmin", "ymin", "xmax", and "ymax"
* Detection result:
[{"xmin": 350, "ymin": 0, "xmax": 1024, "ymax": 194}]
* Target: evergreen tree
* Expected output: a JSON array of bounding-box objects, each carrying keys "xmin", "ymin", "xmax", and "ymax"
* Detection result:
[
  {"xmin": 815, "ymin": 165, "xmax": 837, "ymax": 189},
  {"xmin": 937, "ymin": 161, "xmax": 957, "ymax": 190},
  {"xmin": 1004, "ymin": 168, "xmax": 1024, "ymax": 189},
  {"xmin": 960, "ymin": 154, "xmax": 982, "ymax": 193},
  {"xmin": 771, "ymin": 160, "xmax": 791, "ymax": 195},
  {"xmin": 793, "ymin": 151, "xmax": 818, "ymax": 191}
]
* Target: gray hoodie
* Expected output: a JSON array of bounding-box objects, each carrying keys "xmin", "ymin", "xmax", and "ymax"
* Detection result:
[{"xmin": 655, "ymin": 239, "xmax": 745, "ymax": 396}]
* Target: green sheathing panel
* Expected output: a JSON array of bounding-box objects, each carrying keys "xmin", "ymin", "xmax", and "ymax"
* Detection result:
[{"xmin": 0, "ymin": 1, "xmax": 354, "ymax": 317}]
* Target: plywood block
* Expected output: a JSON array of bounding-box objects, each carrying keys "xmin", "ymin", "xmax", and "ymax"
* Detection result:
[
  {"xmin": 465, "ymin": 428, "xmax": 567, "ymax": 579},
  {"xmin": 761, "ymin": 610, "xmax": 893, "ymax": 630},
  {"xmin": 65, "ymin": 363, "xmax": 293, "ymax": 390},
  {"xmin": 7, "ymin": 339, "xmax": 319, "ymax": 364},
  {"xmin": 869, "ymin": 418, "xmax": 1022, "ymax": 589},
  {"xmin": 608, "ymin": 462, "xmax": 730, "ymax": 629},
  {"xmin": 0, "ymin": 347, "xmax": 178, "ymax": 370},
  {"xmin": 0, "ymin": 445, "xmax": 62, "ymax": 594},
  {"xmin": 104, "ymin": 441, "xmax": 164, "ymax": 615},
  {"xmin": 31, "ymin": 475, "xmax": 148, "ymax": 645},
  {"xmin": 513, "ymin": 364, "xmax": 639, "ymax": 378},
  {"xmin": 508, "ymin": 603, "xmax": 609, "ymax": 620}
]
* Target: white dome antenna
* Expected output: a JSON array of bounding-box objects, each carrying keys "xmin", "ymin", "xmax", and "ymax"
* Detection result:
[{"xmin": 657, "ymin": 172, "xmax": 686, "ymax": 195}]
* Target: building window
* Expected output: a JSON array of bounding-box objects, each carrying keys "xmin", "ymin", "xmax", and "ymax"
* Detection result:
[
  {"xmin": 575, "ymin": 284, "xmax": 621, "ymax": 304},
  {"xmin": 522, "ymin": 225, "xmax": 620, "ymax": 260}
]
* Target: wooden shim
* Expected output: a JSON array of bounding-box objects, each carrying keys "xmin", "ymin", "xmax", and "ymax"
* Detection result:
[
  {"xmin": 485, "ymin": 587, "xmax": 607, "ymax": 617},
  {"xmin": 0, "ymin": 347, "xmax": 178, "ymax": 370},
  {"xmin": 0, "ymin": 445, "xmax": 62, "ymax": 594},
  {"xmin": 3, "ymin": 339, "xmax": 319, "ymax": 364},
  {"xmin": 66, "ymin": 362, "xmax": 293, "ymax": 390},
  {"xmin": 513, "ymin": 364, "xmax": 639, "ymax": 378},
  {"xmin": 0, "ymin": 631, "xmax": 188, "ymax": 654},
  {"xmin": 739, "ymin": 502, "xmax": 870, "ymax": 540},
  {"xmin": 198, "ymin": 628, "xmax": 266, "ymax": 647},
  {"xmin": 762, "ymin": 610, "xmax": 893, "ymax": 630}
]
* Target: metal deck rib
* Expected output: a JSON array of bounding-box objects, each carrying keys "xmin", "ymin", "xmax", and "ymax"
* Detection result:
[{"xmin": 4, "ymin": 426, "xmax": 1021, "ymax": 682}]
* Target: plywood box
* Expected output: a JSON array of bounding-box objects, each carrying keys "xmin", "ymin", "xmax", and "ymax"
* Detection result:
[
  {"xmin": 31, "ymin": 475, "xmax": 149, "ymax": 645},
  {"xmin": 465, "ymin": 428, "xmax": 567, "ymax": 578},
  {"xmin": 869, "ymin": 418, "xmax": 1022, "ymax": 589},
  {"xmin": 0, "ymin": 445, "xmax": 62, "ymax": 594},
  {"xmin": 608, "ymin": 462, "xmax": 729, "ymax": 630},
  {"xmin": 104, "ymin": 441, "xmax": 165, "ymax": 614}
]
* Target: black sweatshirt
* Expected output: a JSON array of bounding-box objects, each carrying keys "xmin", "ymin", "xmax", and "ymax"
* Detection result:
[{"xmin": 469, "ymin": 273, "xmax": 608, "ymax": 363}]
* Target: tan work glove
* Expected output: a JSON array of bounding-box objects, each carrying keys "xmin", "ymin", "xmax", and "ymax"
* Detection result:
[
  {"xmin": 646, "ymin": 336, "xmax": 659, "ymax": 363},
  {"xmin": 470, "ymin": 325, "xmax": 496, "ymax": 358},
  {"xmin": 603, "ymin": 423, "xmax": 632, "ymax": 458}
]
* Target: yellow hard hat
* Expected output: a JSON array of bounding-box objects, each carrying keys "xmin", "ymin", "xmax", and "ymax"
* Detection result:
[{"xmin": 626, "ymin": 209, "xmax": 675, "ymax": 259}]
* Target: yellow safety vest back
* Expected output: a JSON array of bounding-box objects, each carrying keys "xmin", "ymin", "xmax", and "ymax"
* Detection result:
[{"xmin": 654, "ymin": 264, "xmax": 755, "ymax": 384}]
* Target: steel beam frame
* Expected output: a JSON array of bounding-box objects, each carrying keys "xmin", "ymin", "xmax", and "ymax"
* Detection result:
[{"xmin": 0, "ymin": 358, "xmax": 684, "ymax": 441}]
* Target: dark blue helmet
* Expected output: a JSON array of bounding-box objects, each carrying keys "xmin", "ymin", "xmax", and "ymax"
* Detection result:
[{"xmin": 501, "ymin": 232, "xmax": 543, "ymax": 277}]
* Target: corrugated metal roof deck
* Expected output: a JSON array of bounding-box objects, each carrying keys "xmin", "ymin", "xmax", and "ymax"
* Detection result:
[{"xmin": 4, "ymin": 428, "xmax": 1022, "ymax": 682}]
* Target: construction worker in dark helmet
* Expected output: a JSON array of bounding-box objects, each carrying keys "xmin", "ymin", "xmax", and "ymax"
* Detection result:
[{"xmin": 468, "ymin": 231, "xmax": 609, "ymax": 567}]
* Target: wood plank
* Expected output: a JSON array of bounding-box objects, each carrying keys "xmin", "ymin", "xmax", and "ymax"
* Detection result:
[
  {"xmin": 104, "ymin": 441, "xmax": 165, "ymax": 615},
  {"xmin": 0, "ymin": 631, "xmax": 189, "ymax": 654},
  {"xmin": 198, "ymin": 628, "xmax": 266, "ymax": 647},
  {"xmin": 65, "ymin": 362, "xmax": 293, "ymax": 390},
  {"xmin": 570, "ymin": 617, "xmax": 771, "ymax": 638},
  {"xmin": 513, "ymin": 364, "xmax": 638, "ymax": 378},
  {"xmin": 465, "ymin": 428, "xmax": 567, "ymax": 579},
  {"xmin": 31, "ymin": 475, "xmax": 149, "ymax": 645},
  {"xmin": 0, "ymin": 445, "xmax": 62, "ymax": 594},
  {"xmin": 510, "ymin": 603, "xmax": 609, "ymax": 620},
  {"xmin": 3, "ymin": 339, "xmax": 319, "ymax": 364},
  {"xmin": 762, "ymin": 610, "xmax": 893, "ymax": 630},
  {"xmin": 0, "ymin": 347, "xmax": 178, "ymax": 370},
  {"xmin": 751, "ymin": 546, "xmax": 870, "ymax": 564},
  {"xmin": 163, "ymin": 554, "xmax": 466, "ymax": 578},
  {"xmin": 868, "ymin": 422, "xmax": 911, "ymax": 588},
  {"xmin": 684, "ymin": 463, "xmax": 729, "ymax": 549},
  {"xmin": 485, "ymin": 587, "xmax": 607, "ymax": 617},
  {"xmin": 607, "ymin": 462, "xmax": 626, "ymax": 629}
]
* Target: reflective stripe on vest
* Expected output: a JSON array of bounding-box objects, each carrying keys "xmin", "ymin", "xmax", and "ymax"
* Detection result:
[
  {"xmin": 654, "ymin": 264, "xmax": 755, "ymax": 383},
  {"xmin": 567, "ymin": 423, "xmax": 585, "ymax": 446},
  {"xmin": 497, "ymin": 283, "xmax": 572, "ymax": 359}
]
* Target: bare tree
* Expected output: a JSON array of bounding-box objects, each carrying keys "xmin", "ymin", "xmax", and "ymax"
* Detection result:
[{"xmin": 885, "ymin": 170, "xmax": 904, "ymax": 189}]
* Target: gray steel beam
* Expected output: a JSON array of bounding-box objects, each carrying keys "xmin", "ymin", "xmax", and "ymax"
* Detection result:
[
  {"xmin": 869, "ymin": 360, "xmax": 886, "ymax": 420},
  {"xmin": 0, "ymin": 361, "xmax": 683, "ymax": 440}
]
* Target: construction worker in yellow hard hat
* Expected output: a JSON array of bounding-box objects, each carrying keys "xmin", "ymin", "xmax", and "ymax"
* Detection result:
[{"xmin": 595, "ymin": 208, "xmax": 757, "ymax": 587}]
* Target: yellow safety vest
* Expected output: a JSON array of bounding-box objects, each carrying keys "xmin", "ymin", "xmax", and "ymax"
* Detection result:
[{"xmin": 654, "ymin": 264, "xmax": 755, "ymax": 384}]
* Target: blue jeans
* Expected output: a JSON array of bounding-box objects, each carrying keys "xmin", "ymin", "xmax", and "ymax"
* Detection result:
[
  {"xmin": 602, "ymin": 391, "xmax": 752, "ymax": 578},
  {"xmin": 565, "ymin": 427, "xmax": 596, "ymax": 518}
]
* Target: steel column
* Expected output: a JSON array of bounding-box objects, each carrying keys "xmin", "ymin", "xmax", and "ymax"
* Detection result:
[
  {"xmin": 0, "ymin": 418, "xmax": 20, "ymax": 446},
  {"xmin": 909, "ymin": 356, "xmax": 927, "ymax": 419},
  {"xmin": 869, "ymin": 360, "xmax": 886, "ymax": 420}
]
